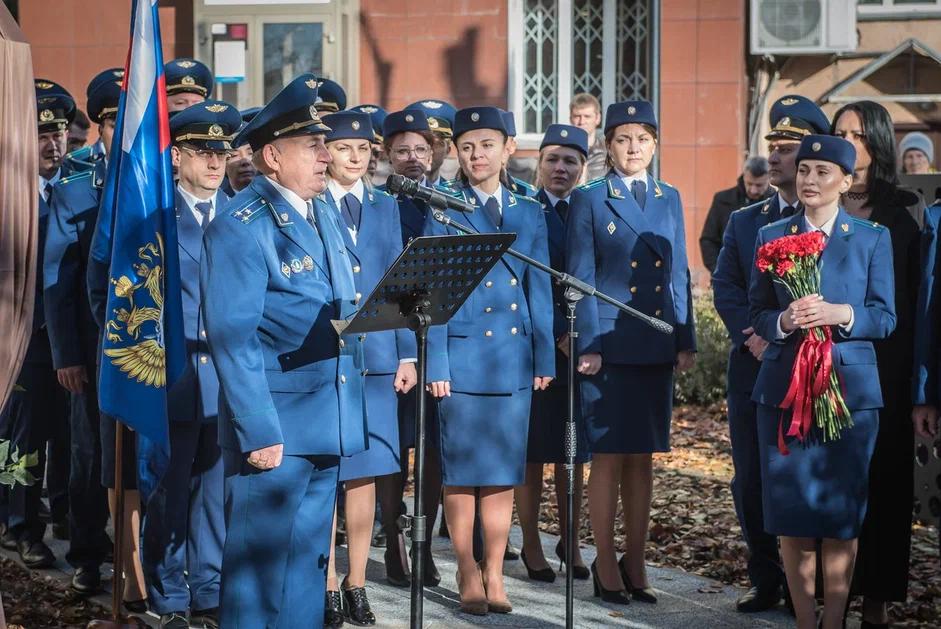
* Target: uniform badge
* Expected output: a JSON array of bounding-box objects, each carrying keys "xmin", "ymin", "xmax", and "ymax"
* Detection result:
[
  {"xmin": 761, "ymin": 203, "xmax": 769, "ymax": 214},
  {"xmin": 303, "ymin": 255, "xmax": 314, "ymax": 271},
  {"xmin": 280, "ymin": 212, "xmax": 290, "ymax": 222},
  {"xmin": 422, "ymin": 100, "xmax": 443, "ymax": 109},
  {"xmin": 790, "ymin": 224, "xmax": 798, "ymax": 234},
  {"xmin": 405, "ymin": 113, "xmax": 414, "ymax": 123},
  {"xmin": 309, "ymin": 105, "xmax": 319, "ymax": 120},
  {"xmin": 841, "ymin": 223, "xmax": 849, "ymax": 232},
  {"xmin": 208, "ymin": 124, "xmax": 224, "ymax": 137},
  {"xmin": 182, "ymin": 75, "xmax": 195, "ymax": 86},
  {"xmin": 306, "ymin": 79, "xmax": 317, "ymax": 89},
  {"xmin": 560, "ymin": 129, "xmax": 569, "ymax": 137},
  {"xmin": 780, "ymin": 97, "xmax": 798, "ymax": 106},
  {"xmin": 470, "ymin": 112, "xmax": 480, "ymax": 122},
  {"xmin": 628, "ymin": 106, "xmax": 637, "ymax": 115},
  {"xmin": 607, "ymin": 222, "xmax": 617, "ymax": 235},
  {"xmin": 35, "ymin": 80, "xmax": 54, "ymax": 89},
  {"xmin": 281, "ymin": 262, "xmax": 291, "ymax": 278},
  {"xmin": 428, "ymin": 118, "xmax": 439, "ymax": 129},
  {"xmin": 812, "ymin": 142, "xmax": 822, "ymax": 152},
  {"xmin": 39, "ymin": 109, "xmax": 55, "ymax": 122},
  {"xmin": 177, "ymin": 60, "xmax": 196, "ymax": 69},
  {"xmin": 359, "ymin": 105, "xmax": 378, "ymax": 114},
  {"xmin": 291, "ymin": 259, "xmax": 303, "ymax": 273},
  {"xmin": 779, "ymin": 116, "xmax": 791, "ymax": 128},
  {"xmin": 351, "ymin": 120, "xmax": 361, "ymax": 130},
  {"xmin": 206, "ymin": 104, "xmax": 228, "ymax": 113}
]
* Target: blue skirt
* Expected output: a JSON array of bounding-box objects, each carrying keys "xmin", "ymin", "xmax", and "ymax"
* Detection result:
[
  {"xmin": 757, "ymin": 404, "xmax": 878, "ymax": 539},
  {"xmin": 580, "ymin": 363, "xmax": 674, "ymax": 454},
  {"xmin": 437, "ymin": 389, "xmax": 531, "ymax": 487},
  {"xmin": 526, "ymin": 381, "xmax": 590, "ymax": 464},
  {"xmin": 339, "ymin": 374, "xmax": 401, "ymax": 481},
  {"xmin": 397, "ymin": 387, "xmax": 440, "ymax": 452}
]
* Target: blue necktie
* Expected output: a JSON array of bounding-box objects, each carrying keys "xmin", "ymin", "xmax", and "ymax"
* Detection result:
[
  {"xmin": 341, "ymin": 194, "xmax": 361, "ymax": 231},
  {"xmin": 484, "ymin": 196, "xmax": 502, "ymax": 228},
  {"xmin": 631, "ymin": 179, "xmax": 646, "ymax": 210},
  {"xmin": 555, "ymin": 199, "xmax": 569, "ymax": 220},
  {"xmin": 194, "ymin": 201, "xmax": 212, "ymax": 230}
]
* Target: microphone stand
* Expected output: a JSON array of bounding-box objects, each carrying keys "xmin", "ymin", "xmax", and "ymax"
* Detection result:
[{"xmin": 428, "ymin": 208, "xmax": 672, "ymax": 629}]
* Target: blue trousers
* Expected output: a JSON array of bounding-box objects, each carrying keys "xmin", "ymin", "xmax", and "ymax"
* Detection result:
[
  {"xmin": 220, "ymin": 451, "xmax": 338, "ymax": 629},
  {"xmin": 65, "ymin": 366, "xmax": 111, "ymax": 570},
  {"xmin": 143, "ymin": 421, "xmax": 224, "ymax": 615},
  {"xmin": 727, "ymin": 390, "xmax": 783, "ymax": 591}
]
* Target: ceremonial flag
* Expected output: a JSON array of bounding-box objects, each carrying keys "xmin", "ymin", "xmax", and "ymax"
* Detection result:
[{"xmin": 91, "ymin": 0, "xmax": 184, "ymax": 500}]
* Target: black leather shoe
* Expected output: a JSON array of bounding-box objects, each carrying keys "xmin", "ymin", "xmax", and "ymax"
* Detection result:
[
  {"xmin": 159, "ymin": 612, "xmax": 189, "ymax": 629},
  {"xmin": 17, "ymin": 539, "xmax": 55, "ymax": 568},
  {"xmin": 324, "ymin": 590, "xmax": 344, "ymax": 628},
  {"xmin": 0, "ymin": 525, "xmax": 17, "ymax": 550},
  {"xmin": 191, "ymin": 606, "xmax": 220, "ymax": 629},
  {"xmin": 52, "ymin": 519, "xmax": 69, "ymax": 540},
  {"xmin": 618, "ymin": 558, "xmax": 657, "ymax": 604},
  {"xmin": 736, "ymin": 586, "xmax": 782, "ymax": 613},
  {"xmin": 123, "ymin": 598, "xmax": 148, "ymax": 614},
  {"xmin": 70, "ymin": 566, "xmax": 101, "ymax": 594},
  {"xmin": 591, "ymin": 560, "xmax": 630, "ymax": 605},
  {"xmin": 521, "ymin": 549, "xmax": 555, "ymax": 583},
  {"xmin": 342, "ymin": 584, "xmax": 376, "ymax": 626},
  {"xmin": 504, "ymin": 542, "xmax": 520, "ymax": 561},
  {"xmin": 371, "ymin": 520, "xmax": 387, "ymax": 548},
  {"xmin": 423, "ymin": 552, "xmax": 441, "ymax": 587},
  {"xmin": 555, "ymin": 540, "xmax": 590, "ymax": 580},
  {"xmin": 384, "ymin": 530, "xmax": 410, "ymax": 587}
]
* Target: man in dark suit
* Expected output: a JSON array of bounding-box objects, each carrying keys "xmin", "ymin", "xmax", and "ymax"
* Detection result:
[{"xmin": 699, "ymin": 156, "xmax": 774, "ymax": 273}]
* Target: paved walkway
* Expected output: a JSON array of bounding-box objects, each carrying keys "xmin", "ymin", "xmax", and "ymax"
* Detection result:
[{"xmin": 1, "ymin": 516, "xmax": 812, "ymax": 629}]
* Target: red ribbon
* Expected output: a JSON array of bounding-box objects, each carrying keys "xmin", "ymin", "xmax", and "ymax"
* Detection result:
[{"xmin": 777, "ymin": 328, "xmax": 834, "ymax": 455}]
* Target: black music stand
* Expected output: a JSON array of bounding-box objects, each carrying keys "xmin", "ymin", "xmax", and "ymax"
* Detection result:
[{"xmin": 332, "ymin": 232, "xmax": 517, "ymax": 629}]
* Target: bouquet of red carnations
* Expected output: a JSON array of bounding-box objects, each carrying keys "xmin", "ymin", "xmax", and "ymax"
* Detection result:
[{"xmin": 755, "ymin": 231, "xmax": 852, "ymax": 454}]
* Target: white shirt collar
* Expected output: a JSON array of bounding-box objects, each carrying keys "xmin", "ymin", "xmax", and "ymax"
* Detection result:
[
  {"xmin": 613, "ymin": 167, "xmax": 648, "ymax": 189},
  {"xmin": 544, "ymin": 190, "xmax": 570, "ymax": 208},
  {"xmin": 471, "ymin": 184, "xmax": 504, "ymax": 213},
  {"xmin": 265, "ymin": 175, "xmax": 311, "ymax": 220},
  {"xmin": 39, "ymin": 169, "xmax": 61, "ymax": 201},
  {"xmin": 805, "ymin": 210, "xmax": 840, "ymax": 237},
  {"xmin": 328, "ymin": 178, "xmax": 365, "ymax": 206},
  {"xmin": 423, "ymin": 174, "xmax": 442, "ymax": 188},
  {"xmin": 777, "ymin": 191, "xmax": 799, "ymax": 213},
  {"xmin": 177, "ymin": 184, "xmax": 217, "ymax": 223}
]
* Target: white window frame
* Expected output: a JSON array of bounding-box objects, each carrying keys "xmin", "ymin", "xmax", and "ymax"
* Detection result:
[
  {"xmin": 508, "ymin": 0, "xmax": 623, "ymax": 149},
  {"xmin": 858, "ymin": 0, "xmax": 941, "ymax": 19}
]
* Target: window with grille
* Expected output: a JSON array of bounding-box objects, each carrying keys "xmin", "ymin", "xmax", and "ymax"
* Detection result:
[{"xmin": 509, "ymin": 0, "xmax": 652, "ymax": 140}]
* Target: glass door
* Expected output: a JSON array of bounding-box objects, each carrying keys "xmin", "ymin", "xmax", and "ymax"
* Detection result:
[{"xmin": 262, "ymin": 21, "xmax": 325, "ymax": 103}]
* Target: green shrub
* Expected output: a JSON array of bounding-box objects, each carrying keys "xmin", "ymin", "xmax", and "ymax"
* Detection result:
[{"xmin": 674, "ymin": 289, "xmax": 728, "ymax": 406}]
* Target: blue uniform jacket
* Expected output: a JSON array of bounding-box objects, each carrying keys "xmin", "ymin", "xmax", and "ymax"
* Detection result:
[
  {"xmin": 375, "ymin": 183, "xmax": 429, "ymax": 247},
  {"xmin": 713, "ymin": 195, "xmax": 790, "ymax": 394},
  {"xmin": 535, "ymin": 189, "xmax": 573, "ymax": 385},
  {"xmin": 912, "ymin": 202, "xmax": 941, "ymax": 406},
  {"xmin": 43, "ymin": 161, "xmax": 107, "ymax": 370},
  {"xmin": 200, "ymin": 176, "xmax": 367, "ymax": 456},
  {"xmin": 425, "ymin": 184, "xmax": 555, "ymax": 392},
  {"xmin": 566, "ymin": 172, "xmax": 696, "ymax": 364},
  {"xmin": 168, "ymin": 190, "xmax": 228, "ymax": 423},
  {"xmin": 748, "ymin": 208, "xmax": 897, "ymax": 411},
  {"xmin": 318, "ymin": 186, "xmax": 415, "ymax": 374}
]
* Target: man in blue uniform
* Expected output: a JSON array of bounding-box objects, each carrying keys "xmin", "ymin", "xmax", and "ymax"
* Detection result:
[
  {"xmin": 0, "ymin": 81, "xmax": 77, "ymax": 569},
  {"xmin": 165, "ymin": 58, "xmax": 214, "ymax": 112},
  {"xmin": 711, "ymin": 94, "xmax": 830, "ymax": 613},
  {"xmin": 349, "ymin": 104, "xmax": 388, "ymax": 182},
  {"xmin": 140, "ymin": 100, "xmax": 240, "ymax": 629},
  {"xmin": 200, "ymin": 74, "xmax": 367, "ymax": 628},
  {"xmin": 405, "ymin": 99, "xmax": 456, "ymax": 188},
  {"xmin": 313, "ymin": 78, "xmax": 347, "ymax": 114},
  {"xmin": 43, "ymin": 70, "xmax": 124, "ymax": 593}
]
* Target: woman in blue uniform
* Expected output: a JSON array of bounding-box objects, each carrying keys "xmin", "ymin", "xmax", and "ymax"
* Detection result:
[
  {"xmin": 317, "ymin": 111, "xmax": 418, "ymax": 627},
  {"xmin": 748, "ymin": 135, "xmax": 896, "ymax": 629},
  {"xmin": 566, "ymin": 101, "xmax": 696, "ymax": 605},
  {"xmin": 515, "ymin": 124, "xmax": 591, "ymax": 583},
  {"xmin": 374, "ymin": 108, "xmax": 444, "ymax": 588},
  {"xmin": 426, "ymin": 106, "xmax": 555, "ymax": 615}
]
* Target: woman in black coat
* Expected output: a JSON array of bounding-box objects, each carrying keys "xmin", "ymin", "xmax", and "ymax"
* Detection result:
[{"xmin": 831, "ymin": 100, "xmax": 923, "ymax": 628}]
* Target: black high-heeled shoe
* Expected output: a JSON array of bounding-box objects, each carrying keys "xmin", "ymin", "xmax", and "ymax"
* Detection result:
[
  {"xmin": 383, "ymin": 529, "xmax": 410, "ymax": 587},
  {"xmin": 554, "ymin": 540, "xmax": 590, "ymax": 580},
  {"xmin": 520, "ymin": 548, "xmax": 555, "ymax": 583},
  {"xmin": 618, "ymin": 558, "xmax": 657, "ymax": 604},
  {"xmin": 324, "ymin": 590, "xmax": 344, "ymax": 628},
  {"xmin": 590, "ymin": 560, "xmax": 630, "ymax": 605},
  {"xmin": 123, "ymin": 598, "xmax": 148, "ymax": 614},
  {"xmin": 342, "ymin": 581, "xmax": 376, "ymax": 627}
]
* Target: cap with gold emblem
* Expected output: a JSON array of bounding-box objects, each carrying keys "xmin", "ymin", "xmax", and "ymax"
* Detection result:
[
  {"xmin": 796, "ymin": 134, "xmax": 856, "ymax": 174},
  {"xmin": 86, "ymin": 68, "xmax": 124, "ymax": 123},
  {"xmin": 382, "ymin": 109, "xmax": 431, "ymax": 141},
  {"xmin": 766, "ymin": 95, "xmax": 829, "ymax": 142},
  {"xmin": 453, "ymin": 106, "xmax": 507, "ymax": 140},
  {"xmin": 313, "ymin": 78, "xmax": 347, "ymax": 114},
  {"xmin": 234, "ymin": 74, "xmax": 332, "ymax": 151},
  {"xmin": 164, "ymin": 58, "xmax": 214, "ymax": 97},
  {"xmin": 35, "ymin": 79, "xmax": 76, "ymax": 133},
  {"xmin": 349, "ymin": 104, "xmax": 388, "ymax": 143},
  {"xmin": 322, "ymin": 111, "xmax": 375, "ymax": 144},
  {"xmin": 169, "ymin": 99, "xmax": 242, "ymax": 151},
  {"xmin": 603, "ymin": 100, "xmax": 657, "ymax": 135},
  {"xmin": 405, "ymin": 99, "xmax": 456, "ymax": 138}
]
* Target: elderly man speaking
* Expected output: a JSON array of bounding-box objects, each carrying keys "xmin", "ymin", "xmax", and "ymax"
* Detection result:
[{"xmin": 200, "ymin": 74, "xmax": 367, "ymax": 628}]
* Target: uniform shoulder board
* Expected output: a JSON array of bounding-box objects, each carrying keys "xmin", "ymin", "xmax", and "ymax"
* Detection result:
[
  {"xmin": 512, "ymin": 191, "xmax": 540, "ymax": 206},
  {"xmin": 229, "ymin": 197, "xmax": 268, "ymax": 225},
  {"xmin": 577, "ymin": 176, "xmax": 606, "ymax": 192},
  {"xmin": 58, "ymin": 170, "xmax": 94, "ymax": 186},
  {"xmin": 434, "ymin": 183, "xmax": 463, "ymax": 198},
  {"xmin": 372, "ymin": 186, "xmax": 392, "ymax": 199},
  {"xmin": 850, "ymin": 216, "xmax": 885, "ymax": 231},
  {"xmin": 655, "ymin": 178, "xmax": 676, "ymax": 192}
]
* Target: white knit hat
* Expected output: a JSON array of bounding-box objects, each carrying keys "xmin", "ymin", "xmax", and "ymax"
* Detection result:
[{"xmin": 899, "ymin": 131, "xmax": 934, "ymax": 165}]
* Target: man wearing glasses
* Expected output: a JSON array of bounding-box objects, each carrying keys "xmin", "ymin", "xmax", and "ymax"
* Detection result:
[
  {"xmin": 139, "ymin": 99, "xmax": 241, "ymax": 629},
  {"xmin": 405, "ymin": 100, "xmax": 456, "ymax": 188}
]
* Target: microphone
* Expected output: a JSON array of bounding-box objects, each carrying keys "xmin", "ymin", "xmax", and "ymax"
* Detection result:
[{"xmin": 386, "ymin": 174, "xmax": 475, "ymax": 213}]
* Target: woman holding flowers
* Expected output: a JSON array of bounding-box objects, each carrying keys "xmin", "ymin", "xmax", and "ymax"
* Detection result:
[{"xmin": 748, "ymin": 135, "xmax": 896, "ymax": 629}]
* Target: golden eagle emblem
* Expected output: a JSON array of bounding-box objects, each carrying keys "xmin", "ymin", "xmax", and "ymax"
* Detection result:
[
  {"xmin": 103, "ymin": 235, "xmax": 168, "ymax": 388},
  {"xmin": 205, "ymin": 104, "xmax": 229, "ymax": 113}
]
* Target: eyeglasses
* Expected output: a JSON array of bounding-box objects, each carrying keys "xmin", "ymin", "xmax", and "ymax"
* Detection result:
[
  {"xmin": 391, "ymin": 146, "xmax": 431, "ymax": 160},
  {"xmin": 180, "ymin": 146, "xmax": 234, "ymax": 162}
]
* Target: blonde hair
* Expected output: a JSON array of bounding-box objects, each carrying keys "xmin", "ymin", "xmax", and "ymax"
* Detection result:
[{"xmin": 534, "ymin": 146, "xmax": 587, "ymax": 189}]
